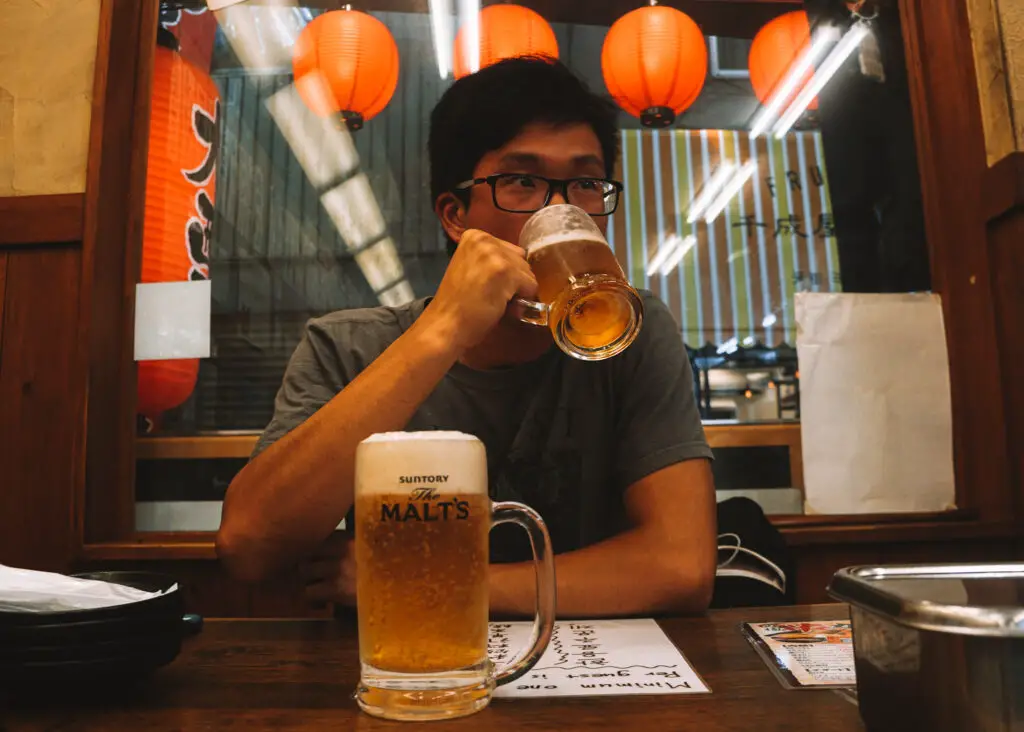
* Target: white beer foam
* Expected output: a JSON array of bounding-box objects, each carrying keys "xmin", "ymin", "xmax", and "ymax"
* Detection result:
[
  {"xmin": 525, "ymin": 229, "xmax": 608, "ymax": 255},
  {"xmin": 361, "ymin": 431, "xmax": 479, "ymax": 443},
  {"xmin": 356, "ymin": 431, "xmax": 487, "ymax": 496}
]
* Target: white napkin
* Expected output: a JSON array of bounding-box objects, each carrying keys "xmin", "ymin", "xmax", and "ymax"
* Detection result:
[{"xmin": 0, "ymin": 565, "xmax": 176, "ymax": 613}]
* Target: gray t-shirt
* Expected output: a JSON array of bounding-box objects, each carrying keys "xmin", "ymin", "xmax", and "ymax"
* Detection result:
[{"xmin": 253, "ymin": 292, "xmax": 712, "ymax": 563}]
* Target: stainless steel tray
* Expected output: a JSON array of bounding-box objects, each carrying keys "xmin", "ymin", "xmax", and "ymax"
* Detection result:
[
  {"xmin": 829, "ymin": 563, "xmax": 1024, "ymax": 637},
  {"xmin": 828, "ymin": 563, "xmax": 1024, "ymax": 732}
]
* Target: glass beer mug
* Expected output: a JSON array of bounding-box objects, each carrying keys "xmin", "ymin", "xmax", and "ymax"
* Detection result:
[
  {"xmin": 515, "ymin": 203, "xmax": 644, "ymax": 361},
  {"xmin": 354, "ymin": 431, "xmax": 555, "ymax": 721}
]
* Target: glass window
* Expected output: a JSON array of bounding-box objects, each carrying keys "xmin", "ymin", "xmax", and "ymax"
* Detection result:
[{"xmin": 134, "ymin": 1, "xmax": 931, "ymax": 528}]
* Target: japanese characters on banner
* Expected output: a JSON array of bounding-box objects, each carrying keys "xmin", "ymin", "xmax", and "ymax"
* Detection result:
[
  {"xmin": 610, "ymin": 129, "xmax": 839, "ymax": 348},
  {"xmin": 181, "ymin": 94, "xmax": 220, "ymax": 283},
  {"xmin": 160, "ymin": 6, "xmax": 218, "ymax": 72},
  {"xmin": 143, "ymin": 44, "xmax": 220, "ymax": 287}
]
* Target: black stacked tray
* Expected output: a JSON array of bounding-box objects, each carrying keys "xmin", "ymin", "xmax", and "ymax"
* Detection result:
[{"xmin": 0, "ymin": 571, "xmax": 200, "ymax": 687}]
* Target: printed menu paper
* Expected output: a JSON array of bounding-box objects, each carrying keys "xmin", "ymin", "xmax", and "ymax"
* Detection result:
[
  {"xmin": 490, "ymin": 619, "xmax": 709, "ymax": 699},
  {"xmin": 742, "ymin": 620, "xmax": 856, "ymax": 688}
]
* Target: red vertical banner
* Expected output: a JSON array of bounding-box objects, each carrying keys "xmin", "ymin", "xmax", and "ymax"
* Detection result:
[
  {"xmin": 138, "ymin": 40, "xmax": 221, "ymax": 423},
  {"xmin": 161, "ymin": 7, "xmax": 218, "ymax": 72}
]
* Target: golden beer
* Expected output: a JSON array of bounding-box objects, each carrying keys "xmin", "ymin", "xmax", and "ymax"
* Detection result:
[
  {"xmin": 527, "ymin": 235, "xmax": 636, "ymax": 351},
  {"xmin": 355, "ymin": 491, "xmax": 489, "ymax": 673},
  {"xmin": 354, "ymin": 432, "xmax": 555, "ymax": 722},
  {"xmin": 517, "ymin": 204, "xmax": 643, "ymax": 360}
]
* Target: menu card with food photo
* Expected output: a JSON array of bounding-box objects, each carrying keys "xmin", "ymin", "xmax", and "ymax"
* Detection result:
[{"xmin": 742, "ymin": 620, "xmax": 856, "ymax": 689}]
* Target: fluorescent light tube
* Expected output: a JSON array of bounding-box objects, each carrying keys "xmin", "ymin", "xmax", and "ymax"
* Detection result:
[
  {"xmin": 659, "ymin": 235, "xmax": 697, "ymax": 276},
  {"xmin": 429, "ymin": 0, "xmax": 454, "ymax": 78},
  {"xmin": 773, "ymin": 23, "xmax": 870, "ymax": 139},
  {"xmin": 749, "ymin": 28, "xmax": 838, "ymax": 139},
  {"xmin": 687, "ymin": 162, "xmax": 736, "ymax": 224},
  {"xmin": 704, "ymin": 161, "xmax": 758, "ymax": 224},
  {"xmin": 646, "ymin": 235, "xmax": 684, "ymax": 277}
]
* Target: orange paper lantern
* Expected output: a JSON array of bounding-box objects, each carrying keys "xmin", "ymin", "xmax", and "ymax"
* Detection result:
[
  {"xmin": 138, "ymin": 36, "xmax": 220, "ymax": 420},
  {"xmin": 453, "ymin": 5, "xmax": 559, "ymax": 80},
  {"xmin": 601, "ymin": 5, "xmax": 707, "ymax": 128},
  {"xmin": 292, "ymin": 9, "xmax": 400, "ymax": 130},
  {"xmin": 749, "ymin": 10, "xmax": 818, "ymax": 112}
]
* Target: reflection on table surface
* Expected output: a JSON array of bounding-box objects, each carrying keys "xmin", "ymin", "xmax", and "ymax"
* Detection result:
[{"xmin": 5, "ymin": 605, "xmax": 863, "ymax": 732}]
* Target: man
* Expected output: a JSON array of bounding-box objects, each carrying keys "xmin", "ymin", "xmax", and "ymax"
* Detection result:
[{"xmin": 217, "ymin": 58, "xmax": 717, "ymax": 617}]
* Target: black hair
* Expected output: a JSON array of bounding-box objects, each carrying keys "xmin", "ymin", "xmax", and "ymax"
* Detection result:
[{"xmin": 428, "ymin": 56, "xmax": 620, "ymax": 217}]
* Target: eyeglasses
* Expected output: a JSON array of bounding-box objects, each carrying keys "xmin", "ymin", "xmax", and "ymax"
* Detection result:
[{"xmin": 453, "ymin": 174, "xmax": 624, "ymax": 216}]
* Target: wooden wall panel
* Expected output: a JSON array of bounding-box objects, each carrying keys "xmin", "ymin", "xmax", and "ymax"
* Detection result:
[
  {"xmin": 0, "ymin": 194, "xmax": 85, "ymax": 246},
  {"xmin": 0, "ymin": 253, "xmax": 6, "ymax": 361},
  {"xmin": 82, "ymin": 0, "xmax": 157, "ymax": 544},
  {"xmin": 901, "ymin": 0, "xmax": 1015, "ymax": 520},
  {"xmin": 0, "ymin": 246, "xmax": 86, "ymax": 571},
  {"xmin": 988, "ymin": 201, "xmax": 1024, "ymax": 525}
]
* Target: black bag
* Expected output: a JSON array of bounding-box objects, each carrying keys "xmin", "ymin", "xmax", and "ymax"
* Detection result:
[{"xmin": 711, "ymin": 497, "xmax": 795, "ymax": 608}]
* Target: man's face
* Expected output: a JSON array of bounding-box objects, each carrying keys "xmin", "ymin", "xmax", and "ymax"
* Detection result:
[{"xmin": 455, "ymin": 122, "xmax": 610, "ymax": 246}]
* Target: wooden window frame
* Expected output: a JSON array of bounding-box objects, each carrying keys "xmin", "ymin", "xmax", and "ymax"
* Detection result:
[{"xmin": 77, "ymin": 0, "xmax": 1020, "ymax": 560}]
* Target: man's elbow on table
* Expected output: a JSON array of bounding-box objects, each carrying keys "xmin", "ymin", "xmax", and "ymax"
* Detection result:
[
  {"xmin": 680, "ymin": 561, "xmax": 716, "ymax": 614},
  {"xmin": 658, "ymin": 550, "xmax": 716, "ymax": 615}
]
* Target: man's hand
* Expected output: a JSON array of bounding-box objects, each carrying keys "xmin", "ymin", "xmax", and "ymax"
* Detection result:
[
  {"xmin": 422, "ymin": 229, "xmax": 539, "ymax": 353},
  {"xmin": 299, "ymin": 533, "xmax": 357, "ymax": 606}
]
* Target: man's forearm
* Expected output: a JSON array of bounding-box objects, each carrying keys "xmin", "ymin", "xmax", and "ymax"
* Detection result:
[
  {"xmin": 217, "ymin": 314, "xmax": 461, "ymax": 582},
  {"xmin": 489, "ymin": 527, "xmax": 715, "ymax": 618}
]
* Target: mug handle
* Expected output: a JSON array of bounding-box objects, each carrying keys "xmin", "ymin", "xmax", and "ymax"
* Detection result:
[
  {"xmin": 512, "ymin": 298, "xmax": 549, "ymax": 328},
  {"xmin": 489, "ymin": 501, "xmax": 556, "ymax": 686}
]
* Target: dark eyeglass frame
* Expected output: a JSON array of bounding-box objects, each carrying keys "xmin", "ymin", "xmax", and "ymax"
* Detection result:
[{"xmin": 453, "ymin": 173, "xmax": 625, "ymax": 216}]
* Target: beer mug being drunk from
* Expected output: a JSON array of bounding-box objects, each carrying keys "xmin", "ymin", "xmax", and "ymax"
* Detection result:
[
  {"xmin": 516, "ymin": 204, "xmax": 644, "ymax": 360},
  {"xmin": 354, "ymin": 432, "xmax": 555, "ymax": 721}
]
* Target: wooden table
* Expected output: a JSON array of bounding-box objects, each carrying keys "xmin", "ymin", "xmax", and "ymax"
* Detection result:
[{"xmin": 5, "ymin": 605, "xmax": 864, "ymax": 731}]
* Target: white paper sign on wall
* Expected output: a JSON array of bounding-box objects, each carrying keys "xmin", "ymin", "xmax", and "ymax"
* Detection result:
[
  {"xmin": 134, "ymin": 280, "xmax": 211, "ymax": 361},
  {"xmin": 796, "ymin": 292, "xmax": 956, "ymax": 514}
]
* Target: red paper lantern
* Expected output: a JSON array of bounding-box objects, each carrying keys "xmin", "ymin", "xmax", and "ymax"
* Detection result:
[
  {"xmin": 453, "ymin": 5, "xmax": 559, "ymax": 80},
  {"xmin": 749, "ymin": 10, "xmax": 818, "ymax": 112},
  {"xmin": 601, "ymin": 5, "xmax": 707, "ymax": 128},
  {"xmin": 292, "ymin": 9, "xmax": 400, "ymax": 130},
  {"xmin": 138, "ymin": 36, "xmax": 220, "ymax": 420}
]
